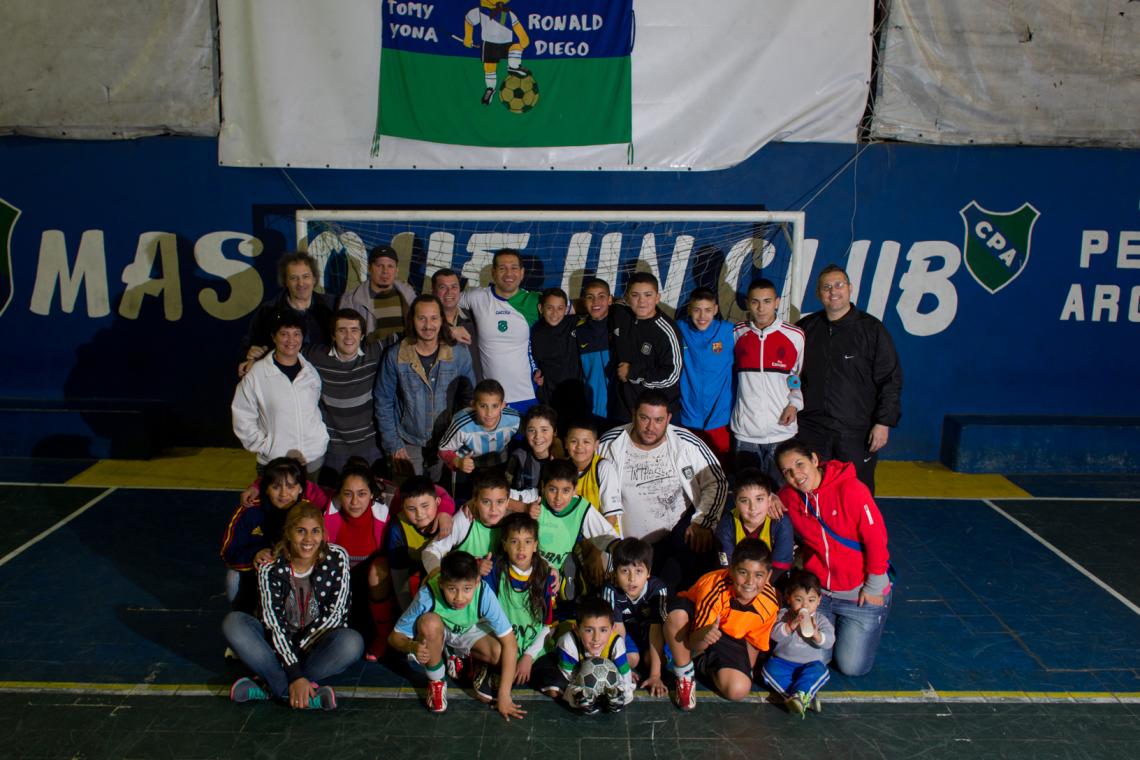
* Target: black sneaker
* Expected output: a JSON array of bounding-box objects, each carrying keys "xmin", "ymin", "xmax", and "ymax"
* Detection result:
[
  {"xmin": 481, "ymin": 87, "xmax": 495, "ymax": 105},
  {"xmin": 472, "ymin": 663, "xmax": 497, "ymax": 703},
  {"xmin": 578, "ymin": 698, "xmax": 599, "ymax": 716},
  {"xmin": 508, "ymin": 66, "xmax": 531, "ymax": 77},
  {"xmin": 601, "ymin": 694, "xmax": 623, "ymax": 714}
]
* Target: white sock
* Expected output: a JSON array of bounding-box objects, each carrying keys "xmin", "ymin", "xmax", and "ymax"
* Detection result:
[
  {"xmin": 509, "ymin": 50, "xmax": 522, "ymax": 70},
  {"xmin": 673, "ymin": 660, "xmax": 695, "ymax": 679},
  {"xmin": 484, "ymin": 73, "xmax": 496, "ymax": 89}
]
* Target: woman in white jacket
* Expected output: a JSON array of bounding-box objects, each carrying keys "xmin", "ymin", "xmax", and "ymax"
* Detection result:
[{"xmin": 232, "ymin": 312, "xmax": 329, "ymax": 479}]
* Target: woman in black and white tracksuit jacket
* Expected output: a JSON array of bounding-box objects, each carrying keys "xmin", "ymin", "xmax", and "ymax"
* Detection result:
[{"xmin": 223, "ymin": 501, "xmax": 363, "ymax": 710}]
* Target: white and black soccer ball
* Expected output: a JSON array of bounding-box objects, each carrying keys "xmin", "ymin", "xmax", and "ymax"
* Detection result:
[{"xmin": 571, "ymin": 656, "xmax": 621, "ymax": 702}]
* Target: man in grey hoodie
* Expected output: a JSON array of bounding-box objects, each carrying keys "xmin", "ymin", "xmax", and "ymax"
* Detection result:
[{"xmin": 339, "ymin": 245, "xmax": 416, "ymax": 345}]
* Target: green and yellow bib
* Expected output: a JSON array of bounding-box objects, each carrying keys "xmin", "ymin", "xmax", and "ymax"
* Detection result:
[
  {"xmin": 538, "ymin": 495, "xmax": 592, "ymax": 572},
  {"xmin": 427, "ymin": 574, "xmax": 483, "ymax": 634}
]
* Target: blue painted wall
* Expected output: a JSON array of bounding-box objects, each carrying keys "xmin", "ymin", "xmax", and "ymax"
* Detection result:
[{"xmin": 1, "ymin": 136, "xmax": 1137, "ymax": 460}]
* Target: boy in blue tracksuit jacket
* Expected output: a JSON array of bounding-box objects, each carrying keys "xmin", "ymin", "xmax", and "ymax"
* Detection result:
[
  {"xmin": 577, "ymin": 277, "xmax": 628, "ymax": 425},
  {"xmin": 677, "ymin": 288, "xmax": 735, "ymax": 463}
]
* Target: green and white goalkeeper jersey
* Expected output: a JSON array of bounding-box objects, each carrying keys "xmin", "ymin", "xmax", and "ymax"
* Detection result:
[{"xmin": 459, "ymin": 286, "xmax": 540, "ymax": 404}]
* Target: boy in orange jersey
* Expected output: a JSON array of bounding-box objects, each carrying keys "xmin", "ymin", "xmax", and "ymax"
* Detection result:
[{"xmin": 663, "ymin": 538, "xmax": 779, "ymax": 710}]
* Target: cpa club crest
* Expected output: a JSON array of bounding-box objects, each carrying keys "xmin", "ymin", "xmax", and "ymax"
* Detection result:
[
  {"xmin": 0, "ymin": 197, "xmax": 19, "ymax": 317},
  {"xmin": 959, "ymin": 201, "xmax": 1039, "ymax": 294}
]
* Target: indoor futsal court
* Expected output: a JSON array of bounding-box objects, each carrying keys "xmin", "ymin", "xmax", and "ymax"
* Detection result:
[
  {"xmin": 4, "ymin": 2, "xmax": 1139, "ymax": 759},
  {"xmin": 0, "ymin": 453, "xmax": 1136, "ymax": 758}
]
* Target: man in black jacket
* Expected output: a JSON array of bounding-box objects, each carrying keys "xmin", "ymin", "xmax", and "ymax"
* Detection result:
[
  {"xmin": 795, "ymin": 264, "xmax": 902, "ymax": 494},
  {"xmin": 238, "ymin": 251, "xmax": 336, "ymax": 377}
]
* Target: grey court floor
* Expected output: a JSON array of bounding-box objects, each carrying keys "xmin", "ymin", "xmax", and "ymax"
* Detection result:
[{"xmin": 1, "ymin": 466, "xmax": 1138, "ymax": 758}]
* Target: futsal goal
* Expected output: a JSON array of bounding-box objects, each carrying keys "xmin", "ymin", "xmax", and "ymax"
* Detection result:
[{"xmin": 295, "ymin": 209, "xmax": 808, "ymax": 322}]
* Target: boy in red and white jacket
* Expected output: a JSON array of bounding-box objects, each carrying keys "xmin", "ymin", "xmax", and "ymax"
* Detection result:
[{"xmin": 731, "ymin": 278, "xmax": 804, "ymax": 486}]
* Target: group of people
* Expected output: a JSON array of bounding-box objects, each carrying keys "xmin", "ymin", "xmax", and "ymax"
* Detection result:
[{"xmin": 221, "ymin": 244, "xmax": 903, "ymax": 719}]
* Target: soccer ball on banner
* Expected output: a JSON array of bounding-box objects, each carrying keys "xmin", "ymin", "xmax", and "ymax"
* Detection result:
[
  {"xmin": 499, "ymin": 72, "xmax": 539, "ymax": 114},
  {"xmin": 571, "ymin": 656, "xmax": 621, "ymax": 701}
]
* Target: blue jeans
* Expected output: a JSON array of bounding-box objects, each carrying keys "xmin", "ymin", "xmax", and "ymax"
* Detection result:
[
  {"xmin": 734, "ymin": 440, "xmax": 784, "ymax": 488},
  {"xmin": 817, "ymin": 591, "xmax": 892, "ymax": 676},
  {"xmin": 222, "ymin": 611, "xmax": 364, "ymax": 698},
  {"xmin": 761, "ymin": 656, "xmax": 830, "ymax": 699}
]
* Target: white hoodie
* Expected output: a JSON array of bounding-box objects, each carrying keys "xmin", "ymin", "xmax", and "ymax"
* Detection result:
[{"xmin": 232, "ymin": 353, "xmax": 329, "ymax": 466}]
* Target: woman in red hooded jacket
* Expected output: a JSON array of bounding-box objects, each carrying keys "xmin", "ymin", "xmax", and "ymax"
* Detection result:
[{"xmin": 775, "ymin": 440, "xmax": 892, "ymax": 676}]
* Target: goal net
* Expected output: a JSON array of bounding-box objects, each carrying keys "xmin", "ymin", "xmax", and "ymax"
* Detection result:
[{"xmin": 296, "ymin": 210, "xmax": 807, "ymax": 323}]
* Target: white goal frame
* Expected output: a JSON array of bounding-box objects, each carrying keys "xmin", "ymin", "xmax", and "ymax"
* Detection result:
[{"xmin": 295, "ymin": 209, "xmax": 807, "ymax": 320}]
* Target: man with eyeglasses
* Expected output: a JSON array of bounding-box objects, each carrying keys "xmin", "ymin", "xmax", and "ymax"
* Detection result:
[{"xmin": 795, "ymin": 265, "xmax": 902, "ymax": 494}]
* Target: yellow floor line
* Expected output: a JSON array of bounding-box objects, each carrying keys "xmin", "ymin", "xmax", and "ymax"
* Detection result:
[
  {"xmin": 1, "ymin": 681, "xmax": 1138, "ymax": 703},
  {"xmin": 59, "ymin": 453, "xmax": 1030, "ymax": 499},
  {"xmin": 0, "ymin": 681, "xmax": 223, "ymax": 696},
  {"xmin": 60, "ymin": 455, "xmax": 1035, "ymax": 501},
  {"xmin": 876, "ymin": 461, "xmax": 1031, "ymax": 499},
  {"xmin": 66, "ymin": 447, "xmax": 255, "ymax": 490}
]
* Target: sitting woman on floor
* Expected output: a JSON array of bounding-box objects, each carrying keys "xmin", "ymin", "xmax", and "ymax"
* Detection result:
[
  {"xmin": 323, "ymin": 461, "xmax": 394, "ymax": 662},
  {"xmin": 222, "ymin": 501, "xmax": 363, "ymax": 710},
  {"xmin": 775, "ymin": 439, "xmax": 892, "ymax": 677}
]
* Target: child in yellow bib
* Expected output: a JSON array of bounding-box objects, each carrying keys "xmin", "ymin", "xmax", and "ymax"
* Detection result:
[{"xmin": 714, "ymin": 468, "xmax": 794, "ymax": 583}]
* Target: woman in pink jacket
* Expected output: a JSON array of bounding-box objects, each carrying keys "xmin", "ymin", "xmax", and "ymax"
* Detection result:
[
  {"xmin": 776, "ymin": 440, "xmax": 892, "ymax": 676},
  {"xmin": 323, "ymin": 462, "xmax": 392, "ymax": 660}
]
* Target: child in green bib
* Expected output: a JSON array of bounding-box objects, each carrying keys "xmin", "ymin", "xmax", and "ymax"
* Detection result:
[
  {"xmin": 485, "ymin": 513, "xmax": 558, "ymax": 689},
  {"xmin": 422, "ymin": 470, "xmax": 512, "ymax": 579},
  {"xmin": 531, "ymin": 459, "xmax": 619, "ymax": 591},
  {"xmin": 389, "ymin": 551, "xmax": 525, "ymax": 721}
]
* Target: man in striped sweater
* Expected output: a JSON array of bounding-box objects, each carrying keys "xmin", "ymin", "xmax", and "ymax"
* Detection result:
[{"xmin": 304, "ymin": 309, "xmax": 383, "ymax": 483}]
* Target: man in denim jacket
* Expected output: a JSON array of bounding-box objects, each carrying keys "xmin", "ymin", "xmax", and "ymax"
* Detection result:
[{"xmin": 375, "ymin": 295, "xmax": 476, "ymax": 481}]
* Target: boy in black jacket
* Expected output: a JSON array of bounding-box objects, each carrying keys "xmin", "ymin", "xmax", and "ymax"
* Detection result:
[
  {"xmin": 531, "ymin": 287, "xmax": 588, "ymax": 430},
  {"xmin": 611, "ymin": 273, "xmax": 683, "ymax": 422}
]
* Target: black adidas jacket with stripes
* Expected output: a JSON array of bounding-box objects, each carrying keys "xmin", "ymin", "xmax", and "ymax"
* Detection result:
[{"xmin": 610, "ymin": 304, "xmax": 684, "ymax": 421}]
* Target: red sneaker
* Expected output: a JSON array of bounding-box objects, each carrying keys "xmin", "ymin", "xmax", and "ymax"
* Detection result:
[
  {"xmin": 426, "ymin": 680, "xmax": 448, "ymax": 713},
  {"xmin": 675, "ymin": 676, "xmax": 697, "ymax": 711}
]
